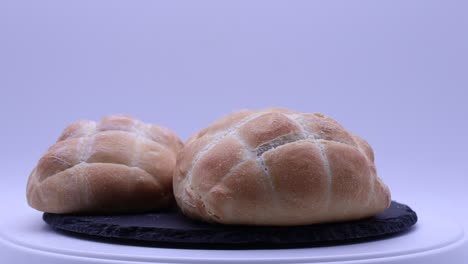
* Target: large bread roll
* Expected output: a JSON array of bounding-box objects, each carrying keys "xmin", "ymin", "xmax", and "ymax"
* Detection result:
[
  {"xmin": 174, "ymin": 108, "xmax": 391, "ymax": 226},
  {"xmin": 27, "ymin": 114, "xmax": 183, "ymax": 214}
]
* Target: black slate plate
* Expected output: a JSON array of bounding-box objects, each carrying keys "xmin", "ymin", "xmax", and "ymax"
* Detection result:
[{"xmin": 43, "ymin": 201, "xmax": 417, "ymax": 249}]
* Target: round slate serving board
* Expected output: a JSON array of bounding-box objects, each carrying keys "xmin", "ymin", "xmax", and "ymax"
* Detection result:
[{"xmin": 43, "ymin": 201, "xmax": 417, "ymax": 248}]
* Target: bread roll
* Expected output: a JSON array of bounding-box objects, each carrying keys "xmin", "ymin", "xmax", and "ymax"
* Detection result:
[
  {"xmin": 27, "ymin": 114, "xmax": 183, "ymax": 214},
  {"xmin": 174, "ymin": 108, "xmax": 391, "ymax": 225}
]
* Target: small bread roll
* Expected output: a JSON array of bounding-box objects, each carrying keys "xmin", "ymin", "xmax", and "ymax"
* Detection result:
[
  {"xmin": 27, "ymin": 114, "xmax": 183, "ymax": 214},
  {"xmin": 174, "ymin": 108, "xmax": 391, "ymax": 225}
]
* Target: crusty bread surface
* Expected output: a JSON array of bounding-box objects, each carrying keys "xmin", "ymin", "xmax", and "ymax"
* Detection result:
[
  {"xmin": 27, "ymin": 114, "xmax": 183, "ymax": 213},
  {"xmin": 174, "ymin": 108, "xmax": 391, "ymax": 225}
]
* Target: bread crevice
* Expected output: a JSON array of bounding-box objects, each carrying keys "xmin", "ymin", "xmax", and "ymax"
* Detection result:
[
  {"xmin": 290, "ymin": 115, "xmax": 333, "ymax": 211},
  {"xmin": 185, "ymin": 112, "xmax": 265, "ymax": 188},
  {"xmin": 200, "ymin": 158, "xmax": 250, "ymax": 218},
  {"xmin": 256, "ymin": 133, "xmax": 305, "ymax": 157},
  {"xmin": 37, "ymin": 161, "xmax": 161, "ymax": 187}
]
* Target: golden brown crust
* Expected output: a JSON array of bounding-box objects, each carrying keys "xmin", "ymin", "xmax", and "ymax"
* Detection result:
[
  {"xmin": 187, "ymin": 110, "xmax": 255, "ymax": 145},
  {"xmin": 299, "ymin": 113, "xmax": 357, "ymax": 146},
  {"xmin": 324, "ymin": 140, "xmax": 375, "ymax": 220},
  {"xmin": 351, "ymin": 133, "xmax": 375, "ymax": 162},
  {"xmin": 173, "ymin": 108, "xmax": 391, "ymax": 225},
  {"xmin": 238, "ymin": 112, "xmax": 302, "ymax": 149},
  {"xmin": 26, "ymin": 114, "xmax": 183, "ymax": 213},
  {"xmin": 213, "ymin": 159, "xmax": 272, "ymax": 224},
  {"xmin": 263, "ymin": 141, "xmax": 329, "ymax": 222},
  {"xmin": 191, "ymin": 137, "xmax": 246, "ymax": 194}
]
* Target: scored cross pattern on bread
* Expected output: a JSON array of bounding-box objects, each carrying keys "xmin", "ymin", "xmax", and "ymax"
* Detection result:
[
  {"xmin": 174, "ymin": 108, "xmax": 391, "ymax": 226},
  {"xmin": 27, "ymin": 115, "xmax": 183, "ymax": 214}
]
